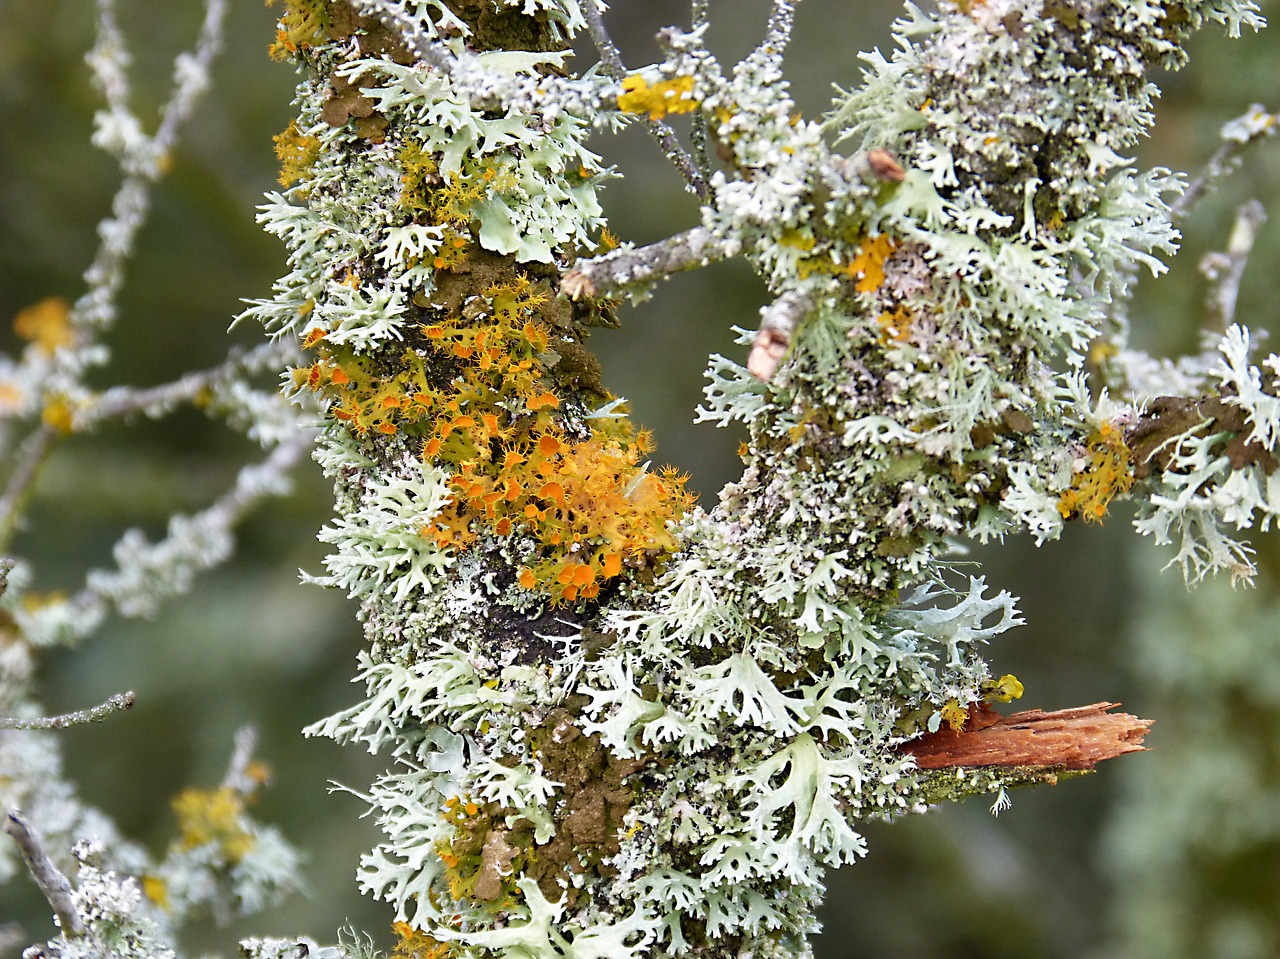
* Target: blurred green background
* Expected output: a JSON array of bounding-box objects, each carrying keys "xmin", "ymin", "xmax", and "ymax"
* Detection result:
[{"xmin": 2, "ymin": 1, "xmax": 1279, "ymax": 957}]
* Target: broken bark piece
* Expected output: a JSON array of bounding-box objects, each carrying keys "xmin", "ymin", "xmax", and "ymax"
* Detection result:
[{"xmin": 901, "ymin": 702, "xmax": 1152, "ymax": 771}]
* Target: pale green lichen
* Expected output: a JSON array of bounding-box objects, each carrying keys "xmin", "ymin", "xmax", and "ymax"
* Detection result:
[{"xmin": 242, "ymin": 0, "xmax": 1278, "ymax": 956}]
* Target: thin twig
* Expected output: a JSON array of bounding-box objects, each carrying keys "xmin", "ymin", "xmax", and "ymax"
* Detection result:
[
  {"xmin": 762, "ymin": 0, "xmax": 799, "ymax": 54},
  {"xmin": 689, "ymin": 0, "xmax": 712, "ymax": 183},
  {"xmin": 0, "ymin": 692, "xmax": 135, "ymax": 730},
  {"xmin": 74, "ymin": 341, "xmax": 297, "ymax": 430},
  {"xmin": 1173, "ymin": 104, "xmax": 1276, "ymax": 220},
  {"xmin": 1201, "ymin": 199, "xmax": 1267, "ymax": 332},
  {"xmin": 75, "ymin": 0, "xmax": 229, "ymax": 334},
  {"xmin": 150, "ymin": 0, "xmax": 228, "ymax": 164},
  {"xmin": 583, "ymin": 0, "xmax": 626, "ymax": 77},
  {"xmin": 645, "ymin": 119, "xmax": 710, "ymax": 199},
  {"xmin": 584, "ymin": 0, "xmax": 709, "ymax": 198},
  {"xmin": 3, "ymin": 810, "xmax": 84, "ymax": 938},
  {"xmin": 561, "ymin": 226, "xmax": 732, "ymax": 298},
  {"xmin": 222, "ymin": 725, "xmax": 260, "ymax": 793},
  {"xmin": 60, "ymin": 428, "xmax": 319, "ymax": 630},
  {"xmin": 0, "ymin": 425, "xmax": 58, "ymax": 554}
]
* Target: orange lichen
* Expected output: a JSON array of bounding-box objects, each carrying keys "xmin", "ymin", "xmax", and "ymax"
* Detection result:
[
  {"xmin": 392, "ymin": 922, "xmax": 454, "ymax": 959},
  {"xmin": 273, "ymin": 120, "xmax": 322, "ymax": 187},
  {"xmin": 1057, "ymin": 422, "xmax": 1134, "ymax": 522},
  {"xmin": 297, "ymin": 275, "xmax": 692, "ymax": 604},
  {"xmin": 847, "ymin": 233, "xmax": 898, "ymax": 293},
  {"xmin": 266, "ymin": 0, "xmax": 330, "ymax": 60},
  {"xmin": 876, "ymin": 305, "xmax": 913, "ymax": 344}
]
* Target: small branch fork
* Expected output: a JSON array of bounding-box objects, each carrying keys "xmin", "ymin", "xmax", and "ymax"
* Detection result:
[
  {"xmin": 3, "ymin": 810, "xmax": 85, "ymax": 938},
  {"xmin": 0, "ymin": 692, "xmax": 135, "ymax": 731},
  {"xmin": 1173, "ymin": 103, "xmax": 1276, "ymax": 220},
  {"xmin": 583, "ymin": 0, "xmax": 709, "ymax": 199}
]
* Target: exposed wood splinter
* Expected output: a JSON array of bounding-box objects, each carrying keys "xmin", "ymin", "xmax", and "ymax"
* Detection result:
[{"xmin": 901, "ymin": 702, "xmax": 1152, "ymax": 771}]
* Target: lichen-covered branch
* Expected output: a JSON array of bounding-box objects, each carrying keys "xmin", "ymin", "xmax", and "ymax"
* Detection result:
[
  {"xmin": 0, "ymin": 692, "xmax": 135, "ymax": 731},
  {"xmin": 4, "ymin": 809, "xmax": 85, "ymax": 938},
  {"xmin": 562, "ymin": 226, "xmax": 732, "ymax": 298},
  {"xmin": 1173, "ymin": 103, "xmax": 1276, "ymax": 218},
  {"xmin": 239, "ymin": 1, "xmax": 1280, "ymax": 957},
  {"xmin": 2, "ymin": 2, "xmax": 315, "ymax": 953}
]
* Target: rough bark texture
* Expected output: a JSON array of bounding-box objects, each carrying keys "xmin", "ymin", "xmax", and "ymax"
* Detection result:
[{"xmin": 903, "ymin": 702, "xmax": 1152, "ymax": 771}]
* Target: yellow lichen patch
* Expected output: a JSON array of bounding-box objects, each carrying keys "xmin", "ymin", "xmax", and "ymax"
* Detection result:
[
  {"xmin": 847, "ymin": 233, "xmax": 898, "ymax": 293},
  {"xmin": 14, "ymin": 297, "xmax": 73, "ymax": 355},
  {"xmin": 171, "ymin": 786, "xmax": 255, "ymax": 863},
  {"xmin": 142, "ymin": 875, "xmax": 170, "ymax": 911},
  {"xmin": 1087, "ymin": 338, "xmax": 1119, "ymax": 367},
  {"xmin": 940, "ymin": 699, "xmax": 969, "ymax": 732},
  {"xmin": 41, "ymin": 396, "xmax": 75, "ymax": 434},
  {"xmin": 983, "ymin": 673, "xmax": 1024, "ymax": 703},
  {"xmin": 273, "ymin": 120, "xmax": 322, "ymax": 187},
  {"xmin": 397, "ymin": 140, "xmax": 441, "ymax": 214},
  {"xmin": 617, "ymin": 74, "xmax": 698, "ymax": 121},
  {"xmin": 21, "ymin": 590, "xmax": 68, "ymax": 612},
  {"xmin": 1057, "ymin": 422, "xmax": 1135, "ymax": 523},
  {"xmin": 398, "ymin": 142, "xmax": 517, "ymax": 228},
  {"xmin": 266, "ymin": 0, "xmax": 330, "ymax": 60}
]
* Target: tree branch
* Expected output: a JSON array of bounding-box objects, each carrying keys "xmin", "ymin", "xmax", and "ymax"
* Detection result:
[
  {"xmin": 73, "ymin": 341, "xmax": 297, "ymax": 430},
  {"xmin": 0, "ymin": 692, "xmax": 135, "ymax": 730},
  {"xmin": 584, "ymin": 0, "xmax": 709, "ymax": 198},
  {"xmin": 1200, "ymin": 198, "xmax": 1266, "ymax": 332},
  {"xmin": 0, "ymin": 426, "xmax": 58, "ymax": 554},
  {"xmin": 3, "ymin": 809, "xmax": 84, "ymax": 938},
  {"xmin": 747, "ymin": 288, "xmax": 817, "ymax": 381},
  {"xmin": 561, "ymin": 226, "xmax": 731, "ymax": 298},
  {"xmin": 1173, "ymin": 103, "xmax": 1276, "ymax": 220}
]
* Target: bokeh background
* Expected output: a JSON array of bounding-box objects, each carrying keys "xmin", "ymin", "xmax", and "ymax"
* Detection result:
[{"xmin": 2, "ymin": 1, "xmax": 1279, "ymax": 956}]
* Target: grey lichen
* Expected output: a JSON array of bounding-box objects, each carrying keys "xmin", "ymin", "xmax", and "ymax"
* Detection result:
[{"xmin": 236, "ymin": 0, "xmax": 1277, "ymax": 957}]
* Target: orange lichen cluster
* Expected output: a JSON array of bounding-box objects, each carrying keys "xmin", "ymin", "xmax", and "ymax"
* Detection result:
[
  {"xmin": 297, "ymin": 277, "xmax": 692, "ymax": 604},
  {"xmin": 273, "ymin": 120, "xmax": 322, "ymax": 187},
  {"xmin": 433, "ymin": 794, "xmax": 526, "ymax": 906},
  {"xmin": 781, "ymin": 230, "xmax": 898, "ymax": 294},
  {"xmin": 876, "ymin": 305, "xmax": 913, "ymax": 344},
  {"xmin": 266, "ymin": 0, "xmax": 330, "ymax": 60},
  {"xmin": 847, "ymin": 233, "xmax": 898, "ymax": 293},
  {"xmin": 392, "ymin": 922, "xmax": 454, "ymax": 959},
  {"xmin": 1057, "ymin": 421, "xmax": 1135, "ymax": 522},
  {"xmin": 617, "ymin": 74, "xmax": 698, "ymax": 121}
]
